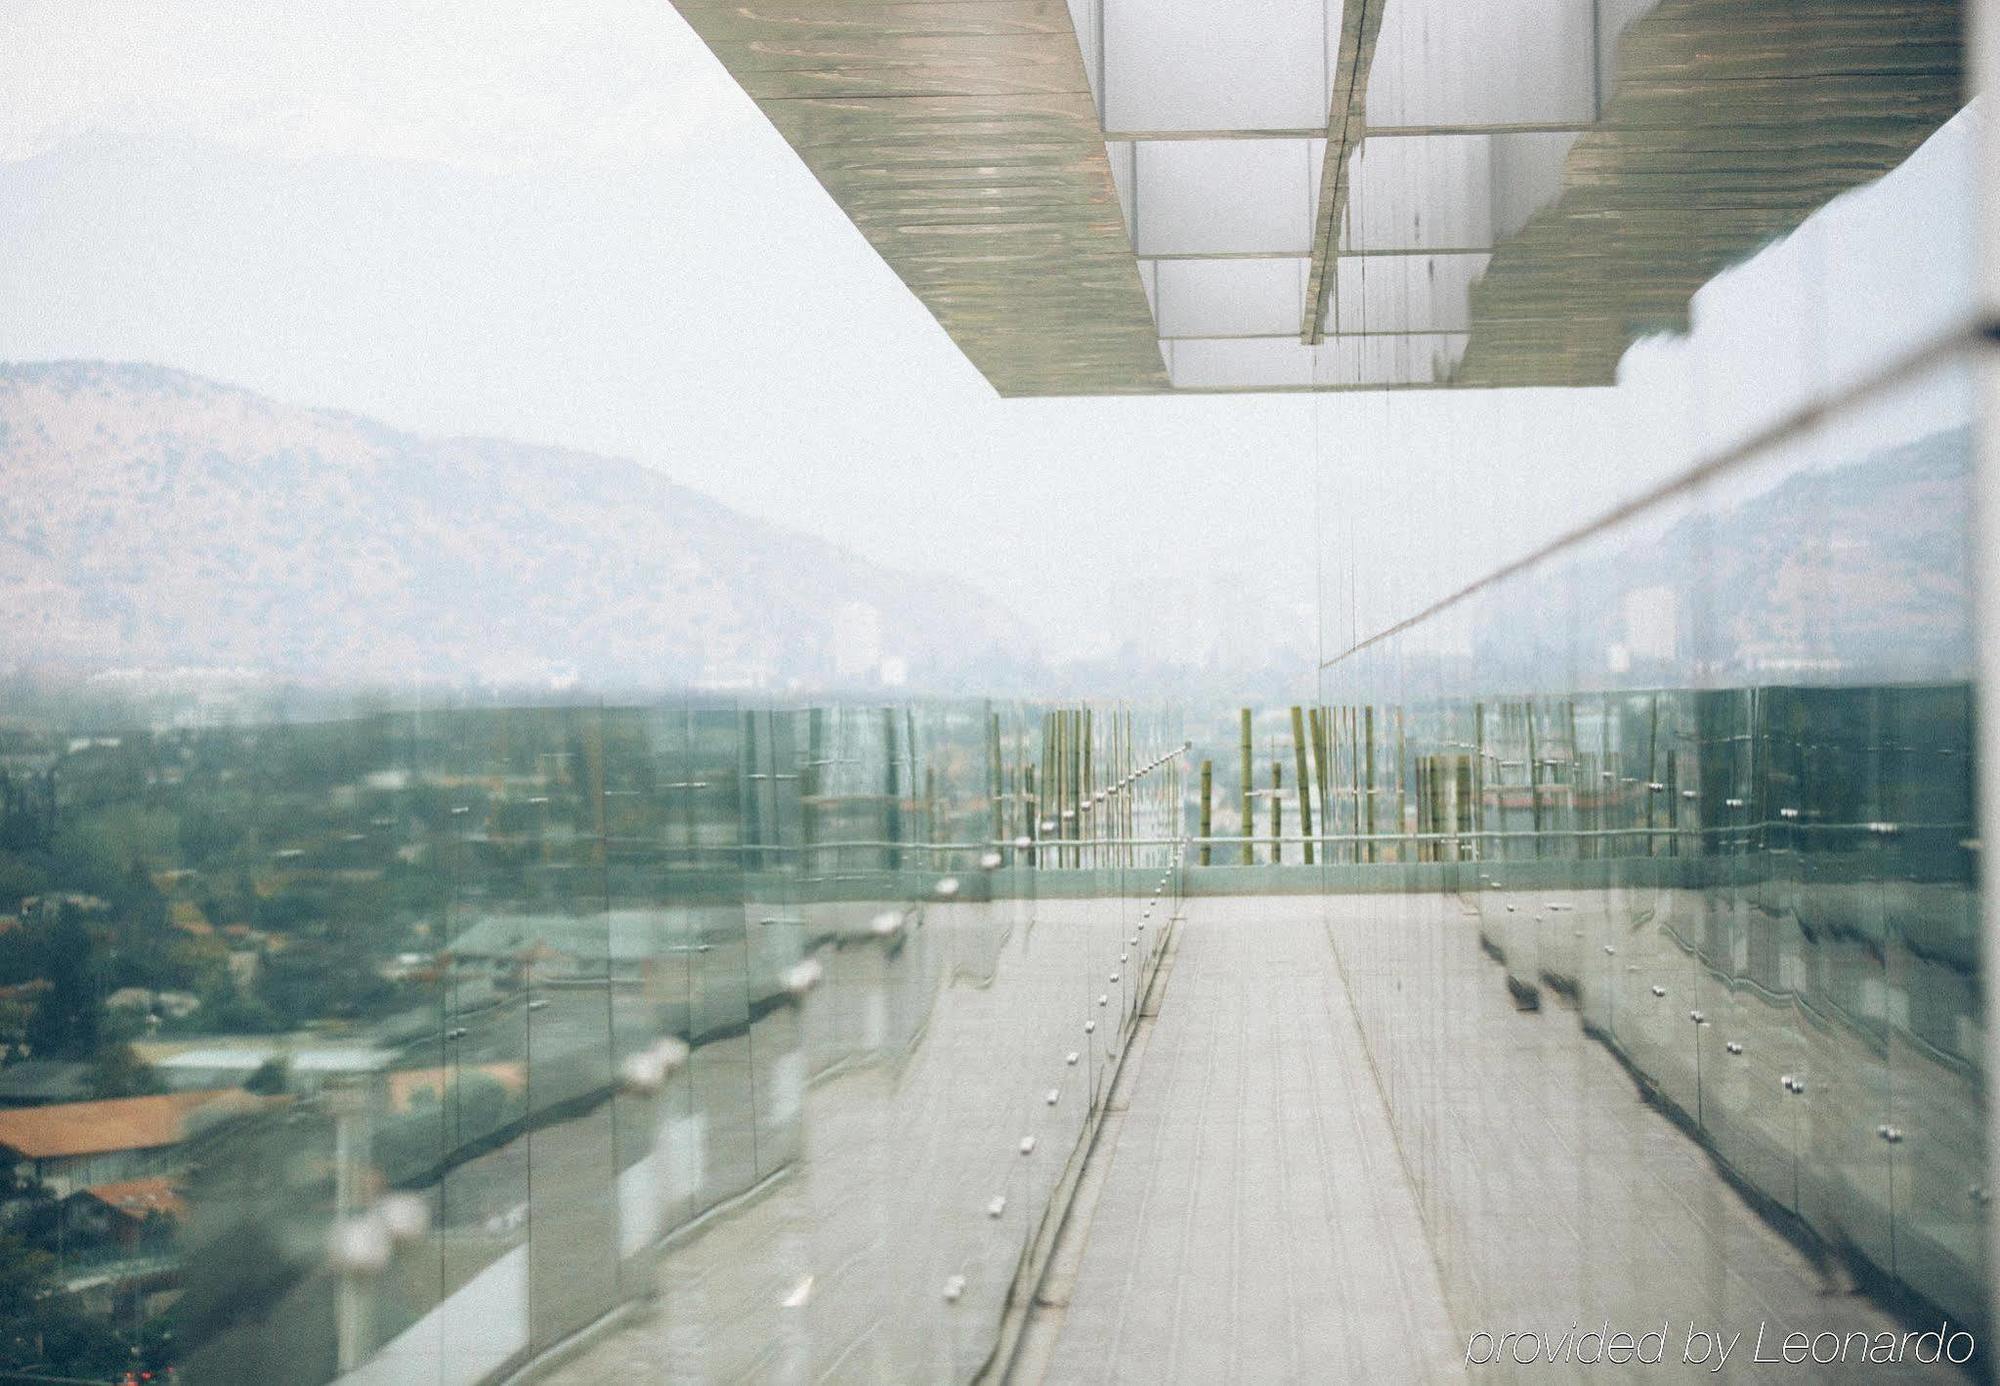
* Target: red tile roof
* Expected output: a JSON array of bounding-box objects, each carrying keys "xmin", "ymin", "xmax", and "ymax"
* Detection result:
[
  {"xmin": 77, "ymin": 1175, "xmax": 185, "ymax": 1222},
  {"xmin": 0, "ymin": 1090, "xmax": 263, "ymax": 1160}
]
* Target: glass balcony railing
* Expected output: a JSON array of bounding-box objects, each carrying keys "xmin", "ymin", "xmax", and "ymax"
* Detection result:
[
  {"xmin": 0, "ymin": 697, "xmax": 1186, "ymax": 1384},
  {"xmin": 1309, "ymin": 344, "xmax": 1986, "ymax": 1352}
]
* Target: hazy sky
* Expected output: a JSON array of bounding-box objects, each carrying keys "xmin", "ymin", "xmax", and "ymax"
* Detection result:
[{"xmin": 0, "ymin": 2, "xmax": 1978, "ymax": 666}]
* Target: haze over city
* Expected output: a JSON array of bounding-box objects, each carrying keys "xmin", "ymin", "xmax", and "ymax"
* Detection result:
[{"xmin": 2, "ymin": 0, "xmax": 1891, "ymax": 681}]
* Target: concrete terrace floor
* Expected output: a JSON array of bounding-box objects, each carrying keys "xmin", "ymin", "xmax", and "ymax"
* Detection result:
[
  {"xmin": 1020, "ymin": 898, "xmax": 1465, "ymax": 1385},
  {"xmin": 1020, "ymin": 895, "xmax": 1965, "ymax": 1386},
  {"xmin": 530, "ymin": 894, "xmax": 1968, "ymax": 1385}
]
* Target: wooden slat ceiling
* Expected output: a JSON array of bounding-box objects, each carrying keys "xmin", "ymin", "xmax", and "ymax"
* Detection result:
[
  {"xmin": 1451, "ymin": 0, "xmax": 1965, "ymax": 387},
  {"xmin": 672, "ymin": 0, "xmax": 1168, "ymax": 397},
  {"xmin": 676, "ymin": 0, "xmax": 1963, "ymax": 396}
]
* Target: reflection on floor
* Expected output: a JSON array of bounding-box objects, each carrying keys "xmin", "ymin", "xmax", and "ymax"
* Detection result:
[
  {"xmin": 534, "ymin": 895, "xmax": 1969, "ymax": 1384},
  {"xmin": 538, "ymin": 892, "xmax": 1155, "ymax": 1385},
  {"xmin": 1030, "ymin": 896, "xmax": 1966, "ymax": 1385},
  {"xmin": 1031, "ymin": 898, "xmax": 1462, "ymax": 1385}
]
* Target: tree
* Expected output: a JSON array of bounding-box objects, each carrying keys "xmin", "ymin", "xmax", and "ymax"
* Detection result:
[
  {"xmin": 87, "ymin": 1043, "xmax": 163, "ymax": 1099},
  {"xmin": 0, "ymin": 1231, "xmax": 130, "ymax": 1377},
  {"xmin": 177, "ymin": 807, "xmax": 245, "ymax": 868},
  {"xmin": 24, "ymin": 912, "xmax": 98, "ymax": 1060},
  {"xmin": 173, "ymin": 983, "xmax": 280, "ymax": 1037},
  {"xmin": 41, "ymin": 825, "xmax": 122, "ymax": 900},
  {"xmin": 0, "ymin": 854, "xmax": 47, "ymax": 913},
  {"xmin": 242, "ymin": 1056, "xmax": 288, "ymax": 1095},
  {"xmin": 0, "ymin": 1232, "xmax": 55, "ymax": 1326},
  {"xmin": 255, "ymin": 940, "xmax": 393, "ymax": 1027},
  {"xmin": 109, "ymin": 863, "xmax": 167, "ymax": 936},
  {"xmin": 451, "ymin": 1072, "xmax": 517, "ymax": 1146}
]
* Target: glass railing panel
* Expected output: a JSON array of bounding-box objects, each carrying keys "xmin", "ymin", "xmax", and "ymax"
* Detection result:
[
  {"xmin": 0, "ymin": 689, "xmax": 1191, "ymax": 1385},
  {"xmin": 1314, "ymin": 301, "xmax": 1987, "ymax": 1353}
]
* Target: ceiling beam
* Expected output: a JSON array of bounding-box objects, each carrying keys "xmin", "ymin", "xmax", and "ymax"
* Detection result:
[{"xmin": 1300, "ymin": 0, "xmax": 1388, "ymax": 345}]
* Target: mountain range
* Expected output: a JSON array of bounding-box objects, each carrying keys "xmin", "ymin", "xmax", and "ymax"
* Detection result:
[
  {"xmin": 1449, "ymin": 425, "xmax": 1975, "ymax": 691},
  {"xmin": 0, "ymin": 362, "xmax": 1034, "ymax": 689}
]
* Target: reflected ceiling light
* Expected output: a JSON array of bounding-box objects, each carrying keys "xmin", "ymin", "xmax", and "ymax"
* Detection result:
[
  {"xmin": 377, "ymin": 1193, "xmax": 429, "ymax": 1246},
  {"xmin": 619, "ymin": 1036, "xmax": 690, "ymax": 1095},
  {"xmin": 327, "ymin": 1214, "xmax": 392, "ymax": 1276},
  {"xmin": 784, "ymin": 957, "xmax": 825, "ymax": 998}
]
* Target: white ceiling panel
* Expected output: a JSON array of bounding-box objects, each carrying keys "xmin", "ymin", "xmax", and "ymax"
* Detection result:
[
  {"xmin": 1154, "ymin": 257, "xmax": 1308, "ymax": 338},
  {"xmin": 1133, "ymin": 138, "xmax": 1318, "ymax": 255},
  {"xmin": 1103, "ymin": 0, "xmax": 1339, "ymax": 133},
  {"xmin": 1338, "ymin": 134, "xmax": 1495, "ymax": 252},
  {"xmin": 1326, "ymin": 252, "xmax": 1491, "ymax": 335},
  {"xmin": 1365, "ymin": 0, "xmax": 1600, "ymax": 128}
]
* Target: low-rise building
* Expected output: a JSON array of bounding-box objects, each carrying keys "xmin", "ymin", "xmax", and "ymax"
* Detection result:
[
  {"xmin": 17, "ymin": 893, "xmax": 108, "ymax": 925},
  {"xmin": 61, "ymin": 1174, "xmax": 184, "ymax": 1255},
  {"xmin": 0, "ymin": 1059, "xmax": 93, "ymax": 1107},
  {"xmin": 149, "ymin": 1044, "xmax": 391, "ymax": 1095},
  {"xmin": 0, "ymin": 1090, "xmax": 266, "ymax": 1197}
]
